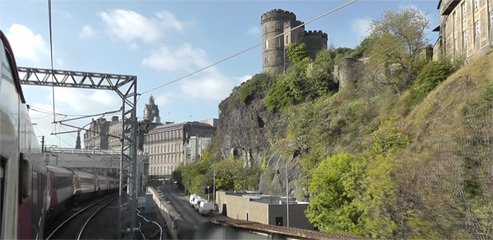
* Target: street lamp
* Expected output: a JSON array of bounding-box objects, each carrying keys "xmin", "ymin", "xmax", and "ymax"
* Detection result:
[
  {"xmin": 277, "ymin": 164, "xmax": 290, "ymax": 228},
  {"xmin": 207, "ymin": 186, "xmax": 210, "ymax": 201},
  {"xmin": 286, "ymin": 164, "xmax": 289, "ymax": 228}
]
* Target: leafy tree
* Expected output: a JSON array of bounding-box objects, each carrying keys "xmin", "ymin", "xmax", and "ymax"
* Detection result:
[
  {"xmin": 264, "ymin": 47, "xmax": 337, "ymax": 112},
  {"xmin": 367, "ymin": 8, "xmax": 430, "ymax": 93},
  {"xmin": 287, "ymin": 43, "xmax": 309, "ymax": 64},
  {"xmin": 350, "ymin": 38, "xmax": 371, "ymax": 58},
  {"xmin": 238, "ymin": 73, "xmax": 274, "ymax": 104},
  {"xmin": 306, "ymin": 49, "xmax": 338, "ymax": 98},
  {"xmin": 306, "ymin": 153, "xmax": 365, "ymax": 234}
]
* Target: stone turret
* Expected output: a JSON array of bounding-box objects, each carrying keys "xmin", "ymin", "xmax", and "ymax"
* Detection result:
[
  {"xmin": 261, "ymin": 9, "xmax": 328, "ymax": 74},
  {"xmin": 261, "ymin": 9, "xmax": 297, "ymax": 73}
]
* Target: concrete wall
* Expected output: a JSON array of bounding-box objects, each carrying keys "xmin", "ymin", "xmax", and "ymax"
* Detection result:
[
  {"xmin": 216, "ymin": 191, "xmax": 314, "ymax": 230},
  {"xmin": 149, "ymin": 187, "xmax": 195, "ymax": 239},
  {"xmin": 216, "ymin": 191, "xmax": 269, "ymax": 224},
  {"xmin": 268, "ymin": 204, "xmax": 314, "ymax": 230}
]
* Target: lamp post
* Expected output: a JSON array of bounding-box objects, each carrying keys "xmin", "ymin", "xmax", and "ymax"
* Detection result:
[
  {"xmin": 207, "ymin": 186, "xmax": 210, "ymax": 201},
  {"xmin": 286, "ymin": 163, "xmax": 289, "ymax": 228}
]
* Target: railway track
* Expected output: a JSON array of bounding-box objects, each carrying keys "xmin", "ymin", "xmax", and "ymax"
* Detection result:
[{"xmin": 45, "ymin": 194, "xmax": 118, "ymax": 240}]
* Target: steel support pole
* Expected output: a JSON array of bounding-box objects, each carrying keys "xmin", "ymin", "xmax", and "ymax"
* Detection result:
[
  {"xmin": 286, "ymin": 163, "xmax": 289, "ymax": 228},
  {"xmin": 129, "ymin": 84, "xmax": 138, "ymax": 239}
]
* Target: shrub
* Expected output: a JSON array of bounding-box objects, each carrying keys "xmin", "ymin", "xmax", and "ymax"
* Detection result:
[
  {"xmin": 238, "ymin": 73, "xmax": 273, "ymax": 104},
  {"xmin": 403, "ymin": 60, "xmax": 455, "ymax": 112}
]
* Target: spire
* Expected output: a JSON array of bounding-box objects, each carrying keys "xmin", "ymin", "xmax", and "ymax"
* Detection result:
[
  {"xmin": 149, "ymin": 95, "xmax": 155, "ymax": 105},
  {"xmin": 75, "ymin": 130, "xmax": 81, "ymax": 149}
]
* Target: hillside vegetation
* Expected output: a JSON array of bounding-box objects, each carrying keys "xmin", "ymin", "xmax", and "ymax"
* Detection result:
[{"xmin": 175, "ymin": 8, "xmax": 493, "ymax": 238}]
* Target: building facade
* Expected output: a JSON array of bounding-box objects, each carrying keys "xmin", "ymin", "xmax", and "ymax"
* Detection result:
[
  {"xmin": 84, "ymin": 117, "xmax": 110, "ymax": 150},
  {"xmin": 433, "ymin": 0, "xmax": 493, "ymax": 60},
  {"xmin": 261, "ymin": 9, "xmax": 328, "ymax": 73},
  {"xmin": 144, "ymin": 121, "xmax": 216, "ymax": 178},
  {"xmin": 216, "ymin": 191, "xmax": 314, "ymax": 230},
  {"xmin": 84, "ymin": 96, "xmax": 161, "ymax": 151}
]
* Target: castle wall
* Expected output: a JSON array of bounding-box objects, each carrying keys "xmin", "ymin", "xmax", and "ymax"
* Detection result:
[{"xmin": 303, "ymin": 31, "xmax": 328, "ymax": 59}]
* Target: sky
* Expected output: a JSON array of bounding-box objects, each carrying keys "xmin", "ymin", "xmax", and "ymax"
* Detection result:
[{"xmin": 0, "ymin": 0, "xmax": 439, "ymax": 148}]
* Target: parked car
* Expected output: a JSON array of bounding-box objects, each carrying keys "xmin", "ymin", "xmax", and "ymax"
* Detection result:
[{"xmin": 198, "ymin": 200, "xmax": 214, "ymax": 216}]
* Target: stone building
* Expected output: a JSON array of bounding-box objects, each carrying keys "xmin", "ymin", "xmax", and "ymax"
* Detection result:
[
  {"xmin": 215, "ymin": 191, "xmax": 314, "ymax": 230},
  {"xmin": 84, "ymin": 117, "xmax": 109, "ymax": 150},
  {"xmin": 84, "ymin": 96, "xmax": 161, "ymax": 151},
  {"xmin": 261, "ymin": 9, "xmax": 328, "ymax": 73},
  {"xmin": 433, "ymin": 0, "xmax": 493, "ymax": 60},
  {"xmin": 144, "ymin": 121, "xmax": 216, "ymax": 179}
]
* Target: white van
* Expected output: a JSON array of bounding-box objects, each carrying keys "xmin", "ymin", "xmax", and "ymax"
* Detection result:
[
  {"xmin": 193, "ymin": 197, "xmax": 203, "ymax": 210},
  {"xmin": 198, "ymin": 201, "xmax": 214, "ymax": 216},
  {"xmin": 189, "ymin": 194, "xmax": 197, "ymax": 207}
]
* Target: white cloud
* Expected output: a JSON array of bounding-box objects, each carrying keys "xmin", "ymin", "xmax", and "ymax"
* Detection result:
[
  {"xmin": 180, "ymin": 68, "xmax": 232, "ymax": 101},
  {"xmin": 100, "ymin": 9, "xmax": 184, "ymax": 47},
  {"xmin": 142, "ymin": 44, "xmax": 235, "ymax": 102},
  {"xmin": 351, "ymin": 19, "xmax": 372, "ymax": 40},
  {"xmin": 80, "ymin": 25, "xmax": 95, "ymax": 38},
  {"xmin": 5, "ymin": 24, "xmax": 49, "ymax": 65},
  {"xmin": 55, "ymin": 88, "xmax": 119, "ymax": 113},
  {"xmin": 247, "ymin": 26, "xmax": 260, "ymax": 35},
  {"xmin": 142, "ymin": 44, "xmax": 208, "ymax": 72}
]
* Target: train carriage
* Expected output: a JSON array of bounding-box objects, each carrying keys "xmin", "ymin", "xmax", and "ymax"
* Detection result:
[
  {"xmin": 73, "ymin": 170, "xmax": 97, "ymax": 202},
  {"xmin": 46, "ymin": 166, "xmax": 74, "ymax": 211},
  {"xmin": 0, "ymin": 30, "xmax": 48, "ymax": 239}
]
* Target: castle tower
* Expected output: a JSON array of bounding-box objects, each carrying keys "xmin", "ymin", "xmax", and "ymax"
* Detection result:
[
  {"xmin": 261, "ymin": 9, "xmax": 297, "ymax": 73},
  {"xmin": 261, "ymin": 9, "xmax": 328, "ymax": 73},
  {"xmin": 143, "ymin": 95, "xmax": 160, "ymax": 123}
]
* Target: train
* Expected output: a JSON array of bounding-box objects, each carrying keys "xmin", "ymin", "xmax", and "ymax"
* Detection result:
[
  {"xmin": 46, "ymin": 166, "xmax": 119, "ymax": 221},
  {"xmin": 0, "ymin": 30, "xmax": 119, "ymax": 239}
]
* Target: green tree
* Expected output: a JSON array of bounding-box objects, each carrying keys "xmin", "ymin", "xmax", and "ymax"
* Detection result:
[
  {"xmin": 367, "ymin": 8, "xmax": 430, "ymax": 93},
  {"xmin": 306, "ymin": 153, "xmax": 365, "ymax": 234},
  {"xmin": 306, "ymin": 49, "xmax": 338, "ymax": 98},
  {"xmin": 287, "ymin": 43, "xmax": 309, "ymax": 64}
]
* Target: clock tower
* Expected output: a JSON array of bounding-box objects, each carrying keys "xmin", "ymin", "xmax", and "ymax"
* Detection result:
[{"xmin": 143, "ymin": 95, "xmax": 160, "ymax": 122}]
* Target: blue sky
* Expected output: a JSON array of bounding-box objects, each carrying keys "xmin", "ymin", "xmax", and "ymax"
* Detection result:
[{"xmin": 0, "ymin": 0, "xmax": 439, "ymax": 148}]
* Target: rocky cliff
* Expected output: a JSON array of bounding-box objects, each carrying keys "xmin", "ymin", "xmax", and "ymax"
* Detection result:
[{"xmin": 216, "ymin": 74, "xmax": 302, "ymax": 196}]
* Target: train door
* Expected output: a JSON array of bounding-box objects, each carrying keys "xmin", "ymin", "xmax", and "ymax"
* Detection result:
[{"xmin": 0, "ymin": 157, "xmax": 6, "ymax": 234}]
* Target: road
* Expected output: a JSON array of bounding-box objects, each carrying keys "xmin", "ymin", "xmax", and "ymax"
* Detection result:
[{"xmin": 157, "ymin": 184, "xmax": 209, "ymax": 229}]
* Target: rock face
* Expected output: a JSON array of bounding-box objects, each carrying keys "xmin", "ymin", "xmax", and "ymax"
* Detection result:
[{"xmin": 217, "ymin": 81, "xmax": 295, "ymax": 196}]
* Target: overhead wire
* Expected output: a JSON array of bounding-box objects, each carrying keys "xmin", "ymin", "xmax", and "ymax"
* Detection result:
[
  {"xmin": 28, "ymin": 105, "xmax": 122, "ymax": 120},
  {"xmin": 140, "ymin": 0, "xmax": 359, "ymax": 95}
]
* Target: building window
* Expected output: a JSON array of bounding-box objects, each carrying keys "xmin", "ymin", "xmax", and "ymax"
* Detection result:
[
  {"xmin": 474, "ymin": 20, "xmax": 480, "ymax": 49},
  {"xmin": 276, "ymin": 22, "xmax": 282, "ymax": 30},
  {"xmin": 463, "ymin": 30, "xmax": 468, "ymax": 54},
  {"xmin": 265, "ymin": 39, "xmax": 269, "ymax": 50},
  {"xmin": 265, "ymin": 57, "xmax": 269, "ymax": 65},
  {"xmin": 286, "ymin": 35, "xmax": 289, "ymax": 44},
  {"xmin": 277, "ymin": 37, "xmax": 282, "ymax": 48},
  {"xmin": 462, "ymin": 2, "xmax": 467, "ymax": 19},
  {"xmin": 490, "ymin": 10, "xmax": 493, "ymax": 43}
]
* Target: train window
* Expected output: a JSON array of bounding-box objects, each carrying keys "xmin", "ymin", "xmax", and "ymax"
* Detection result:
[
  {"xmin": 19, "ymin": 153, "xmax": 31, "ymax": 202},
  {"xmin": 81, "ymin": 178, "xmax": 93, "ymax": 185},
  {"xmin": 55, "ymin": 176, "xmax": 72, "ymax": 188}
]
